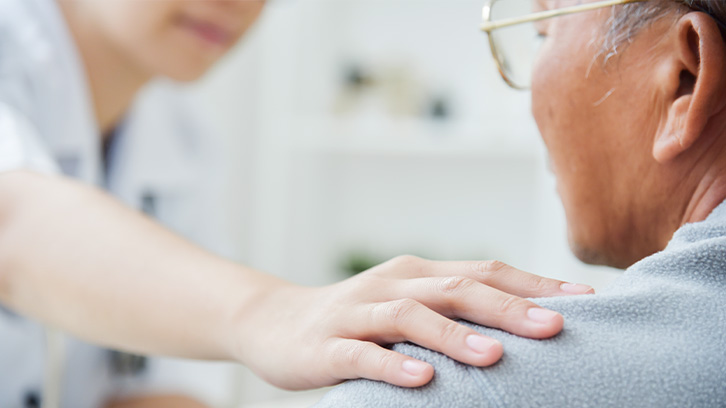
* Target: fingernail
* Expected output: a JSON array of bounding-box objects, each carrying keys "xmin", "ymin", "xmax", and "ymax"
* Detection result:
[
  {"xmin": 402, "ymin": 360, "xmax": 429, "ymax": 376},
  {"xmin": 527, "ymin": 308, "xmax": 560, "ymax": 324},
  {"xmin": 466, "ymin": 334, "xmax": 499, "ymax": 354},
  {"xmin": 560, "ymin": 282, "xmax": 595, "ymax": 295}
]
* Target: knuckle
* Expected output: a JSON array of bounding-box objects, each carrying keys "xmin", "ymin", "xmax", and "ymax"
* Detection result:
[
  {"xmin": 439, "ymin": 276, "xmax": 475, "ymax": 295},
  {"xmin": 375, "ymin": 350, "xmax": 398, "ymax": 373},
  {"xmin": 472, "ymin": 260, "xmax": 508, "ymax": 280},
  {"xmin": 496, "ymin": 295, "xmax": 525, "ymax": 316},
  {"xmin": 383, "ymin": 298, "xmax": 419, "ymax": 324},
  {"xmin": 388, "ymin": 255, "xmax": 423, "ymax": 272},
  {"xmin": 346, "ymin": 273, "xmax": 379, "ymax": 296},
  {"xmin": 438, "ymin": 320, "xmax": 462, "ymax": 343},
  {"xmin": 528, "ymin": 275, "xmax": 552, "ymax": 293},
  {"xmin": 336, "ymin": 342, "xmax": 369, "ymax": 370}
]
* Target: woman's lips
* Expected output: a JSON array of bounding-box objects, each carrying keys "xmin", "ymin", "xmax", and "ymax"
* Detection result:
[{"xmin": 179, "ymin": 17, "xmax": 233, "ymax": 47}]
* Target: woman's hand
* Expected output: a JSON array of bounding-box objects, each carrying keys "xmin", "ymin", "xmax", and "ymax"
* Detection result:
[
  {"xmin": 0, "ymin": 173, "xmax": 591, "ymax": 391},
  {"xmin": 235, "ymin": 256, "xmax": 594, "ymax": 390}
]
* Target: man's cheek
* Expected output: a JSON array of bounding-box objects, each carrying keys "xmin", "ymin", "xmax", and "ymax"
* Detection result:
[{"xmin": 530, "ymin": 87, "xmax": 552, "ymax": 142}]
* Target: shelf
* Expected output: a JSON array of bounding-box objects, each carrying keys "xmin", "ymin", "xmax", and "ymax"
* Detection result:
[{"xmin": 289, "ymin": 117, "xmax": 540, "ymax": 159}]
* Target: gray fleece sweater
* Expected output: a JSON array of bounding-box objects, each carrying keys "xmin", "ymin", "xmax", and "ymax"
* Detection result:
[{"xmin": 315, "ymin": 201, "xmax": 726, "ymax": 407}]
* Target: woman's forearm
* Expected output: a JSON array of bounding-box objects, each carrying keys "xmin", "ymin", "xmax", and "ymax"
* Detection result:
[
  {"xmin": 0, "ymin": 171, "xmax": 589, "ymax": 391},
  {"xmin": 0, "ymin": 170, "xmax": 278, "ymax": 361},
  {"xmin": 105, "ymin": 395, "xmax": 210, "ymax": 408}
]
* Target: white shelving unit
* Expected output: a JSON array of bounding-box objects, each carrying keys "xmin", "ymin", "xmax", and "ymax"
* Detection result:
[{"xmin": 290, "ymin": 117, "xmax": 539, "ymax": 159}]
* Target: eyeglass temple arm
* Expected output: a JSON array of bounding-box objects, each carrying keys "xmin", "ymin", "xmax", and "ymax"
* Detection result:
[{"xmin": 480, "ymin": 0, "xmax": 646, "ymax": 32}]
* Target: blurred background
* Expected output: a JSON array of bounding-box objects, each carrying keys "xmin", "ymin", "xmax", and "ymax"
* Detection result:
[{"xmin": 139, "ymin": 0, "xmax": 622, "ymax": 406}]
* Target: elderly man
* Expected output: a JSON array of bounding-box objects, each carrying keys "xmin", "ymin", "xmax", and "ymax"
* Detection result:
[{"xmin": 316, "ymin": 0, "xmax": 726, "ymax": 406}]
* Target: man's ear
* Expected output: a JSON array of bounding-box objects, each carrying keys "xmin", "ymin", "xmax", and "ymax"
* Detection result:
[{"xmin": 654, "ymin": 13, "xmax": 726, "ymax": 163}]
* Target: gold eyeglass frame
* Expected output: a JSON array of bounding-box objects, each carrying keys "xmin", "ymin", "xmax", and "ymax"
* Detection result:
[{"xmin": 480, "ymin": 0, "xmax": 647, "ymax": 89}]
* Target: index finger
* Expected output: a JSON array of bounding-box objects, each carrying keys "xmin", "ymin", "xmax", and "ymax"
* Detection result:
[{"xmin": 411, "ymin": 259, "xmax": 594, "ymax": 298}]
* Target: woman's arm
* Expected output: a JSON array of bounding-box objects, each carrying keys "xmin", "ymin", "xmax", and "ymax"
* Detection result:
[
  {"xmin": 104, "ymin": 395, "xmax": 208, "ymax": 408},
  {"xmin": 0, "ymin": 170, "xmax": 592, "ymax": 389},
  {"xmin": 0, "ymin": 170, "xmax": 273, "ymax": 360}
]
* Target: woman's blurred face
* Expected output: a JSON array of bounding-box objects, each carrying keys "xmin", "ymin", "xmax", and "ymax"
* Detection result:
[
  {"xmin": 530, "ymin": 4, "xmax": 674, "ymax": 267},
  {"xmin": 82, "ymin": 0, "xmax": 264, "ymax": 81}
]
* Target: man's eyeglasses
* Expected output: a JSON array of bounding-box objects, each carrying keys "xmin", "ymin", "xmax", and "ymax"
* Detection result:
[{"xmin": 480, "ymin": 0, "xmax": 726, "ymax": 90}]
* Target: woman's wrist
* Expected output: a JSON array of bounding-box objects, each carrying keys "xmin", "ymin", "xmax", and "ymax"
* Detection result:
[{"xmin": 224, "ymin": 264, "xmax": 296, "ymax": 365}]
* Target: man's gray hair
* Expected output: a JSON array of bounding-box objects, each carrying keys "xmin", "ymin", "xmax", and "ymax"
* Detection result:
[{"xmin": 602, "ymin": 0, "xmax": 726, "ymax": 61}]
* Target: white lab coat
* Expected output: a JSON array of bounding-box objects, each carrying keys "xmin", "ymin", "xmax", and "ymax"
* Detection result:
[{"xmin": 0, "ymin": 0, "xmax": 237, "ymax": 407}]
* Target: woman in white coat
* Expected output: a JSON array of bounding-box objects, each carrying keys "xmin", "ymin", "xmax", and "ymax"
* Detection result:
[{"xmin": 0, "ymin": 0, "xmax": 596, "ymax": 407}]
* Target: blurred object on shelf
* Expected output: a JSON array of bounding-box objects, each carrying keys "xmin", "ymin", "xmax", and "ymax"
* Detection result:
[
  {"xmin": 428, "ymin": 94, "xmax": 452, "ymax": 121},
  {"xmin": 333, "ymin": 61, "xmax": 428, "ymax": 120},
  {"xmin": 339, "ymin": 250, "xmax": 387, "ymax": 277},
  {"xmin": 344, "ymin": 64, "xmax": 373, "ymax": 89}
]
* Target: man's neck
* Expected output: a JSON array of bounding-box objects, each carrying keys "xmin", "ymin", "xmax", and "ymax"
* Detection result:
[
  {"xmin": 58, "ymin": 3, "xmax": 150, "ymax": 136},
  {"xmin": 682, "ymin": 172, "xmax": 726, "ymax": 225},
  {"xmin": 679, "ymin": 132, "xmax": 726, "ymax": 226}
]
